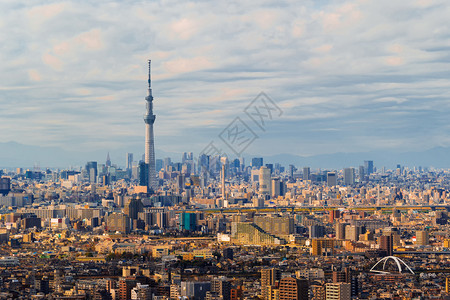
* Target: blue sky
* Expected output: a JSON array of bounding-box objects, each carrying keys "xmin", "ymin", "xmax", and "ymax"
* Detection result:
[{"xmin": 1, "ymin": 0, "xmax": 450, "ymax": 159}]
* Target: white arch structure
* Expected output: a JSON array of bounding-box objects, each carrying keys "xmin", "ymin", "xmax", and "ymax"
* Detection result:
[{"xmin": 370, "ymin": 256, "xmax": 415, "ymax": 275}]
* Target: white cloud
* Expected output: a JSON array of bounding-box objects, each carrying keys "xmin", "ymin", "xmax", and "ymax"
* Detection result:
[{"xmin": 0, "ymin": 0, "xmax": 449, "ymax": 160}]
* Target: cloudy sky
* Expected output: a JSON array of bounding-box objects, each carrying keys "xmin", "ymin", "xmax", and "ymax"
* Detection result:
[{"xmin": 1, "ymin": 0, "xmax": 450, "ymax": 161}]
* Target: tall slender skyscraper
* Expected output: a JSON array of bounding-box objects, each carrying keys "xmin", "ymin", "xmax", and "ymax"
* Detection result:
[{"xmin": 144, "ymin": 60, "xmax": 157, "ymax": 191}]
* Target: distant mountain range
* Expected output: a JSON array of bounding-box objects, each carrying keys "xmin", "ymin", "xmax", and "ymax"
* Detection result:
[{"xmin": 1, "ymin": 141, "xmax": 449, "ymax": 170}]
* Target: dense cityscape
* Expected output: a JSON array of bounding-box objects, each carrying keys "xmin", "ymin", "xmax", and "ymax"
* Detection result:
[{"xmin": 2, "ymin": 150, "xmax": 450, "ymax": 300}]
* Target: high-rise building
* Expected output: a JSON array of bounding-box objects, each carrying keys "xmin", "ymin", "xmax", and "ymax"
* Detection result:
[
  {"xmin": 271, "ymin": 178, "xmax": 281, "ymax": 198},
  {"xmin": 119, "ymin": 278, "xmax": 137, "ymax": 300},
  {"xmin": 327, "ymin": 172, "xmax": 337, "ymax": 187},
  {"xmin": 126, "ymin": 153, "xmax": 133, "ymax": 171},
  {"xmin": 416, "ymin": 230, "xmax": 429, "ymax": 246},
  {"xmin": 107, "ymin": 213, "xmax": 131, "ymax": 234},
  {"xmin": 85, "ymin": 161, "xmax": 97, "ymax": 183},
  {"xmin": 254, "ymin": 216, "xmax": 295, "ymax": 237},
  {"xmin": 358, "ymin": 166, "xmax": 365, "ymax": 181},
  {"xmin": 303, "ymin": 167, "xmax": 310, "ymax": 180},
  {"xmin": 221, "ymin": 164, "xmax": 226, "ymax": 198},
  {"xmin": 311, "ymin": 239, "xmax": 335, "ymax": 256},
  {"xmin": 181, "ymin": 281, "xmax": 211, "ymax": 300},
  {"xmin": 379, "ymin": 234, "xmax": 393, "ymax": 256},
  {"xmin": 325, "ymin": 282, "xmax": 351, "ymax": 300},
  {"xmin": 259, "ymin": 166, "xmax": 271, "ymax": 195},
  {"xmin": 343, "ymin": 168, "xmax": 355, "ymax": 186},
  {"xmin": 211, "ymin": 278, "xmax": 231, "ymax": 300},
  {"xmin": 252, "ymin": 157, "xmax": 264, "ymax": 169},
  {"xmin": 345, "ymin": 225, "xmax": 362, "ymax": 241},
  {"xmin": 261, "ymin": 268, "xmax": 281, "ymax": 300},
  {"xmin": 180, "ymin": 213, "xmax": 197, "ymax": 231},
  {"xmin": 309, "ymin": 225, "xmax": 325, "ymax": 239},
  {"xmin": 335, "ymin": 223, "xmax": 347, "ymax": 240},
  {"xmin": 144, "ymin": 60, "xmax": 157, "ymax": 192},
  {"xmin": 364, "ymin": 160, "xmax": 373, "ymax": 175},
  {"xmin": 279, "ymin": 276, "xmax": 309, "ymax": 300},
  {"xmin": 0, "ymin": 177, "xmax": 11, "ymax": 196},
  {"xmin": 106, "ymin": 152, "xmax": 111, "ymax": 167},
  {"xmin": 124, "ymin": 198, "xmax": 144, "ymax": 220}
]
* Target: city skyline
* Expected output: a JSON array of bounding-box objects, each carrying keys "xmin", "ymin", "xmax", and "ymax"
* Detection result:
[{"xmin": 1, "ymin": 1, "xmax": 450, "ymax": 161}]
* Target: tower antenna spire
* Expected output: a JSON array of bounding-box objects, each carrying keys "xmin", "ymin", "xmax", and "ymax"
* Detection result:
[{"xmin": 148, "ymin": 59, "xmax": 151, "ymax": 87}]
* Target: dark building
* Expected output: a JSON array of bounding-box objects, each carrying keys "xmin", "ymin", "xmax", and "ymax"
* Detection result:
[
  {"xmin": 20, "ymin": 216, "xmax": 41, "ymax": 229},
  {"xmin": 118, "ymin": 278, "xmax": 137, "ymax": 300},
  {"xmin": 211, "ymin": 278, "xmax": 231, "ymax": 300},
  {"xmin": 380, "ymin": 234, "xmax": 394, "ymax": 256},
  {"xmin": 124, "ymin": 198, "xmax": 144, "ymax": 220},
  {"xmin": 0, "ymin": 177, "xmax": 11, "ymax": 196},
  {"xmin": 261, "ymin": 268, "xmax": 280, "ymax": 300},
  {"xmin": 35, "ymin": 276, "xmax": 50, "ymax": 294},
  {"xmin": 138, "ymin": 162, "xmax": 148, "ymax": 187},
  {"xmin": 251, "ymin": 157, "xmax": 263, "ymax": 169},
  {"xmin": 86, "ymin": 161, "xmax": 98, "ymax": 183},
  {"xmin": 222, "ymin": 248, "xmax": 234, "ymax": 260},
  {"xmin": 364, "ymin": 160, "xmax": 374, "ymax": 175},
  {"xmin": 279, "ymin": 276, "xmax": 309, "ymax": 300},
  {"xmin": 180, "ymin": 212, "xmax": 197, "ymax": 231},
  {"xmin": 107, "ymin": 213, "xmax": 131, "ymax": 234}
]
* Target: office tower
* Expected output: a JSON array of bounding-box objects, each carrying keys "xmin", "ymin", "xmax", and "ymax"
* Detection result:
[
  {"xmin": 138, "ymin": 161, "xmax": 148, "ymax": 186},
  {"xmin": 416, "ymin": 230, "xmax": 429, "ymax": 246},
  {"xmin": 126, "ymin": 153, "xmax": 133, "ymax": 171},
  {"xmin": 124, "ymin": 198, "xmax": 144, "ymax": 220},
  {"xmin": 254, "ymin": 216, "xmax": 295, "ymax": 236},
  {"xmin": 329, "ymin": 210, "xmax": 340, "ymax": 223},
  {"xmin": 144, "ymin": 60, "xmax": 157, "ymax": 191},
  {"xmin": 107, "ymin": 213, "xmax": 131, "ymax": 234},
  {"xmin": 261, "ymin": 268, "xmax": 281, "ymax": 300},
  {"xmin": 265, "ymin": 164, "xmax": 273, "ymax": 175},
  {"xmin": 271, "ymin": 177, "xmax": 280, "ymax": 198},
  {"xmin": 180, "ymin": 212, "xmax": 197, "ymax": 231},
  {"xmin": 380, "ymin": 234, "xmax": 393, "ymax": 256},
  {"xmin": 343, "ymin": 168, "xmax": 355, "ymax": 186},
  {"xmin": 155, "ymin": 159, "xmax": 163, "ymax": 172},
  {"xmin": 358, "ymin": 166, "xmax": 365, "ymax": 181},
  {"xmin": 239, "ymin": 157, "xmax": 245, "ymax": 170},
  {"xmin": 259, "ymin": 166, "xmax": 271, "ymax": 195},
  {"xmin": 327, "ymin": 172, "xmax": 337, "ymax": 187},
  {"xmin": 181, "ymin": 281, "xmax": 211, "ymax": 300},
  {"xmin": 325, "ymin": 283, "xmax": 351, "ymax": 300},
  {"xmin": 221, "ymin": 164, "xmax": 226, "ymax": 198},
  {"xmin": 311, "ymin": 239, "xmax": 335, "ymax": 256},
  {"xmin": 335, "ymin": 223, "xmax": 347, "ymax": 240},
  {"xmin": 364, "ymin": 160, "xmax": 373, "ymax": 175},
  {"xmin": 85, "ymin": 161, "xmax": 97, "ymax": 183},
  {"xmin": 164, "ymin": 157, "xmax": 172, "ymax": 170},
  {"xmin": 0, "ymin": 177, "xmax": 11, "ymax": 196},
  {"xmin": 211, "ymin": 278, "xmax": 231, "ymax": 300},
  {"xmin": 288, "ymin": 165, "xmax": 295, "ymax": 178},
  {"xmin": 303, "ymin": 167, "xmax": 310, "ymax": 180},
  {"xmin": 106, "ymin": 152, "xmax": 111, "ymax": 167},
  {"xmin": 345, "ymin": 225, "xmax": 362, "ymax": 241},
  {"xmin": 279, "ymin": 276, "xmax": 309, "ymax": 300},
  {"xmin": 309, "ymin": 225, "xmax": 325, "ymax": 238},
  {"xmin": 119, "ymin": 278, "xmax": 137, "ymax": 300},
  {"xmin": 252, "ymin": 157, "xmax": 263, "ymax": 169}
]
